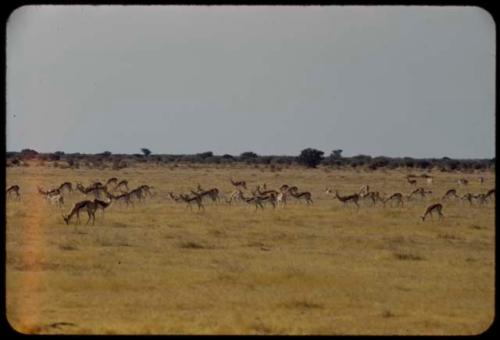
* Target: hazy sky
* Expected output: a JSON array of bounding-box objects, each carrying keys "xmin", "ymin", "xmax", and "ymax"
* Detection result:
[{"xmin": 6, "ymin": 5, "xmax": 495, "ymax": 158}]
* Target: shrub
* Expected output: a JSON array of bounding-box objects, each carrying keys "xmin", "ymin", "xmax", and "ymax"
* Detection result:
[{"xmin": 297, "ymin": 148, "xmax": 324, "ymax": 168}]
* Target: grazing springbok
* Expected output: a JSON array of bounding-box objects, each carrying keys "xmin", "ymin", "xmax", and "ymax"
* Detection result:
[
  {"xmin": 383, "ymin": 193, "xmax": 404, "ymax": 207},
  {"xmin": 128, "ymin": 187, "xmax": 146, "ymax": 203},
  {"xmin": 457, "ymin": 178, "xmax": 469, "ymax": 187},
  {"xmin": 442, "ymin": 189, "xmax": 460, "ymax": 201},
  {"xmin": 58, "ymin": 182, "xmax": 73, "ymax": 194},
  {"xmin": 76, "ymin": 183, "xmax": 107, "ymax": 199},
  {"xmin": 421, "ymin": 203, "xmax": 444, "ymax": 221},
  {"xmin": 115, "ymin": 180, "xmax": 129, "ymax": 192},
  {"xmin": 62, "ymin": 200, "xmax": 98, "ymax": 225},
  {"xmin": 407, "ymin": 187, "xmax": 432, "ymax": 201},
  {"xmin": 484, "ymin": 188, "xmax": 495, "ymax": 203},
  {"xmin": 461, "ymin": 193, "xmax": 486, "ymax": 206},
  {"xmin": 137, "ymin": 184, "xmax": 154, "ymax": 198},
  {"xmin": 106, "ymin": 177, "xmax": 118, "ymax": 187},
  {"xmin": 6, "ymin": 185, "xmax": 20, "ymax": 200},
  {"xmin": 105, "ymin": 190, "xmax": 133, "ymax": 207}
]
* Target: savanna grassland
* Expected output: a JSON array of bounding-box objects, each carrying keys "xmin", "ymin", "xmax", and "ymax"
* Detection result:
[{"xmin": 5, "ymin": 164, "xmax": 495, "ymax": 335}]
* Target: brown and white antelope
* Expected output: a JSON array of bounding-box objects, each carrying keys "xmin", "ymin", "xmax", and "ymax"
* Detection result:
[
  {"xmin": 288, "ymin": 187, "xmax": 313, "ymax": 204},
  {"xmin": 461, "ymin": 193, "xmax": 486, "ymax": 206},
  {"xmin": 406, "ymin": 176, "xmax": 417, "ymax": 186},
  {"xmin": 46, "ymin": 193, "xmax": 64, "ymax": 208},
  {"xmin": 442, "ymin": 189, "xmax": 460, "ymax": 201},
  {"xmin": 58, "ymin": 182, "xmax": 73, "ymax": 194},
  {"xmin": 38, "ymin": 186, "xmax": 61, "ymax": 197},
  {"xmin": 383, "ymin": 193, "xmax": 404, "ymax": 207},
  {"xmin": 420, "ymin": 174, "xmax": 433, "ymax": 185},
  {"xmin": 106, "ymin": 177, "xmax": 118, "ymax": 187},
  {"xmin": 168, "ymin": 192, "xmax": 184, "ymax": 203},
  {"xmin": 137, "ymin": 184, "xmax": 154, "ymax": 198},
  {"xmin": 361, "ymin": 191, "xmax": 383, "ymax": 206},
  {"xmin": 192, "ymin": 187, "xmax": 220, "ymax": 203},
  {"xmin": 457, "ymin": 178, "xmax": 469, "ymax": 187},
  {"xmin": 94, "ymin": 198, "xmax": 112, "ymax": 217},
  {"xmin": 62, "ymin": 200, "xmax": 98, "ymax": 225},
  {"xmin": 230, "ymin": 178, "xmax": 247, "ymax": 190},
  {"xmin": 484, "ymin": 188, "xmax": 495, "ymax": 203},
  {"xmin": 105, "ymin": 190, "xmax": 133, "ymax": 207},
  {"xmin": 407, "ymin": 187, "xmax": 432, "ymax": 201},
  {"xmin": 421, "ymin": 203, "xmax": 444, "ymax": 221},
  {"xmin": 333, "ymin": 190, "xmax": 360, "ymax": 208},
  {"xmin": 359, "ymin": 184, "xmax": 370, "ymax": 197},
  {"xmin": 76, "ymin": 183, "xmax": 107, "ymax": 199},
  {"xmin": 6, "ymin": 185, "xmax": 20, "ymax": 200},
  {"xmin": 115, "ymin": 180, "xmax": 129, "ymax": 192},
  {"xmin": 179, "ymin": 193, "xmax": 204, "ymax": 211}
]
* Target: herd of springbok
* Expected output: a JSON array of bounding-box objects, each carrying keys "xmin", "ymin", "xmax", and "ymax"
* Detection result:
[{"xmin": 6, "ymin": 173, "xmax": 495, "ymax": 225}]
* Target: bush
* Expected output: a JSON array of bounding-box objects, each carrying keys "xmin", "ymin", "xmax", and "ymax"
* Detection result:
[
  {"xmin": 240, "ymin": 151, "xmax": 258, "ymax": 160},
  {"xmin": 297, "ymin": 148, "xmax": 324, "ymax": 168}
]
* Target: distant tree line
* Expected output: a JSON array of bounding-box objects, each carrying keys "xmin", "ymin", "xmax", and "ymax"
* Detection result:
[{"xmin": 5, "ymin": 148, "xmax": 495, "ymax": 172}]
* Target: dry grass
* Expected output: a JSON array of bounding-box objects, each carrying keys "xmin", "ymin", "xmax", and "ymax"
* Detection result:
[{"xmin": 5, "ymin": 164, "xmax": 495, "ymax": 335}]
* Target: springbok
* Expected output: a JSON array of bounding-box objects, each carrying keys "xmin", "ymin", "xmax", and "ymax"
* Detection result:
[
  {"xmin": 230, "ymin": 178, "xmax": 247, "ymax": 190},
  {"xmin": 442, "ymin": 189, "xmax": 460, "ymax": 202},
  {"xmin": 333, "ymin": 190, "xmax": 360, "ymax": 209},
  {"xmin": 421, "ymin": 203, "xmax": 444, "ymax": 221},
  {"xmin": 288, "ymin": 187, "xmax": 313, "ymax": 204},
  {"xmin": 62, "ymin": 200, "xmax": 98, "ymax": 225},
  {"xmin": 6, "ymin": 185, "xmax": 20, "ymax": 200},
  {"xmin": 383, "ymin": 193, "xmax": 404, "ymax": 207},
  {"xmin": 179, "ymin": 193, "xmax": 204, "ymax": 211}
]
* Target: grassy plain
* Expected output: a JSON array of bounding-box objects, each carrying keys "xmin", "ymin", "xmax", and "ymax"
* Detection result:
[{"xmin": 5, "ymin": 164, "xmax": 495, "ymax": 335}]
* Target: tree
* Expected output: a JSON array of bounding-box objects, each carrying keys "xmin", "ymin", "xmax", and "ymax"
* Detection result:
[
  {"xmin": 141, "ymin": 148, "xmax": 152, "ymax": 157},
  {"xmin": 20, "ymin": 148, "xmax": 39, "ymax": 160},
  {"xmin": 197, "ymin": 151, "xmax": 213, "ymax": 159},
  {"xmin": 297, "ymin": 148, "xmax": 324, "ymax": 168},
  {"xmin": 331, "ymin": 149, "xmax": 343, "ymax": 159},
  {"xmin": 240, "ymin": 151, "xmax": 258, "ymax": 159}
]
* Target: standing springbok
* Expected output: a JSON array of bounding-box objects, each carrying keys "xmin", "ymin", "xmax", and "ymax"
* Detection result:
[
  {"xmin": 334, "ymin": 190, "xmax": 360, "ymax": 209},
  {"xmin": 288, "ymin": 187, "xmax": 313, "ymax": 204},
  {"xmin": 94, "ymin": 198, "xmax": 112, "ymax": 217},
  {"xmin": 179, "ymin": 193, "xmax": 204, "ymax": 211}
]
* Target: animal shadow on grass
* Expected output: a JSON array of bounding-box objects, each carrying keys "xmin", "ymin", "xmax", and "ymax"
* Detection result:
[{"xmin": 393, "ymin": 252, "xmax": 425, "ymax": 261}]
